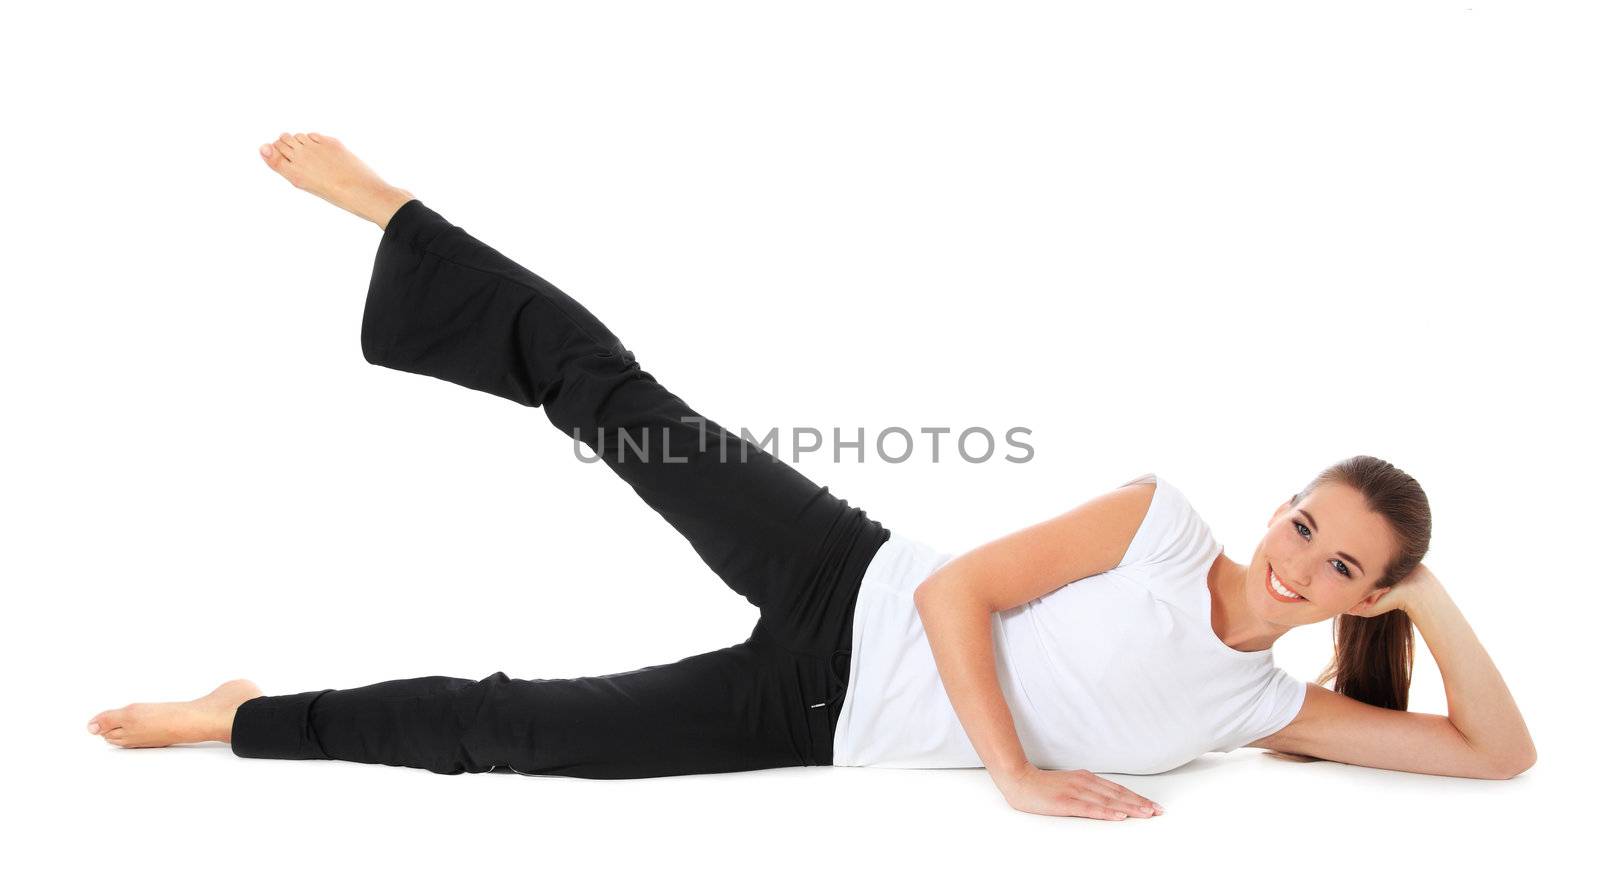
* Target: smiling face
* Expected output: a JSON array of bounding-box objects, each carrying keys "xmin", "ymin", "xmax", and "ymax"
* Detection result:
[{"xmin": 1243, "ymin": 480, "xmax": 1402, "ymax": 628}]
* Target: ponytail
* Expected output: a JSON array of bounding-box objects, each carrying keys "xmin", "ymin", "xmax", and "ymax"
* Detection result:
[{"xmin": 1314, "ymin": 609, "xmax": 1416, "ymax": 710}]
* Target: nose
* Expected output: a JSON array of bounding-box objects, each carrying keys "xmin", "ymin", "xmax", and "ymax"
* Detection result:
[{"xmin": 1276, "ymin": 558, "xmax": 1313, "ymax": 589}]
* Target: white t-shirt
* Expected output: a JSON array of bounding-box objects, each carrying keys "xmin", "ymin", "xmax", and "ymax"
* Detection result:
[{"xmin": 831, "ymin": 472, "xmax": 1308, "ymax": 774}]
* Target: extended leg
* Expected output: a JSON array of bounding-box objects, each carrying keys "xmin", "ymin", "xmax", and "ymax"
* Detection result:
[{"xmin": 228, "ymin": 624, "xmax": 839, "ymax": 777}]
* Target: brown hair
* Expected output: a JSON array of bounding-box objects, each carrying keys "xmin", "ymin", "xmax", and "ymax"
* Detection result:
[{"xmin": 1300, "ymin": 455, "xmax": 1432, "ymax": 711}]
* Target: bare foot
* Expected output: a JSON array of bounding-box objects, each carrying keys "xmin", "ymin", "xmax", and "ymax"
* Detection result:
[
  {"xmin": 258, "ymin": 132, "xmax": 415, "ymax": 230},
  {"xmin": 87, "ymin": 679, "xmax": 264, "ymax": 749}
]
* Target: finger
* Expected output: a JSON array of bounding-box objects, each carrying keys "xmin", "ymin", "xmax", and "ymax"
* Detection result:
[
  {"xmin": 1097, "ymin": 788, "xmax": 1156, "ymax": 816},
  {"xmin": 1063, "ymin": 798, "xmax": 1127, "ymax": 820},
  {"xmin": 1068, "ymin": 784, "xmax": 1149, "ymax": 818},
  {"xmin": 1085, "ymin": 781, "xmax": 1157, "ymax": 817},
  {"xmin": 1094, "ymin": 776, "xmax": 1164, "ymax": 813},
  {"xmin": 1105, "ymin": 786, "xmax": 1161, "ymax": 815}
]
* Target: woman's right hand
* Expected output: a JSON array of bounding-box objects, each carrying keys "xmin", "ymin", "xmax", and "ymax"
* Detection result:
[{"xmin": 995, "ymin": 765, "xmax": 1165, "ymax": 820}]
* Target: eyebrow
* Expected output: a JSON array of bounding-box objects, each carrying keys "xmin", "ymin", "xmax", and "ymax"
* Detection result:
[{"xmin": 1300, "ymin": 509, "xmax": 1366, "ymax": 575}]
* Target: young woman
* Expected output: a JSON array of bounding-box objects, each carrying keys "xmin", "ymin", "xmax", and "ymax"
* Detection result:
[{"xmin": 86, "ymin": 133, "xmax": 1536, "ymax": 821}]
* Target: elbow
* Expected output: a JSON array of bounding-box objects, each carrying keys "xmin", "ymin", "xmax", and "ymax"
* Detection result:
[
  {"xmin": 913, "ymin": 574, "xmax": 967, "ymax": 614},
  {"xmin": 1503, "ymin": 744, "xmax": 1538, "ymax": 779},
  {"xmin": 1482, "ymin": 743, "xmax": 1537, "ymax": 780},
  {"xmin": 915, "ymin": 574, "xmax": 997, "ymax": 622}
]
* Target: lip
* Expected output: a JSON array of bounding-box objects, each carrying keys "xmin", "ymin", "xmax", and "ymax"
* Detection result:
[{"xmin": 1266, "ymin": 564, "xmax": 1309, "ymax": 603}]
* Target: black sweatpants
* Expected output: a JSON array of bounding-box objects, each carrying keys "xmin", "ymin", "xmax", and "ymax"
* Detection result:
[{"xmin": 230, "ymin": 199, "xmax": 891, "ymax": 778}]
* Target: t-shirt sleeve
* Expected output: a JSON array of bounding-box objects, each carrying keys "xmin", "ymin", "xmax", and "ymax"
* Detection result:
[
  {"xmin": 1114, "ymin": 472, "xmax": 1206, "ymax": 570},
  {"xmin": 1216, "ymin": 668, "xmax": 1309, "ymax": 753}
]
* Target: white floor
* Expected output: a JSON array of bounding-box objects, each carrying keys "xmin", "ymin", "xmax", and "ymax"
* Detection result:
[{"xmin": 26, "ymin": 720, "xmax": 1577, "ymax": 879}]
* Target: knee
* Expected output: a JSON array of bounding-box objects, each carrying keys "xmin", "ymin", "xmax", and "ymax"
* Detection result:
[
  {"xmin": 457, "ymin": 672, "xmax": 541, "ymax": 772},
  {"xmin": 540, "ymin": 351, "xmax": 646, "ymax": 429}
]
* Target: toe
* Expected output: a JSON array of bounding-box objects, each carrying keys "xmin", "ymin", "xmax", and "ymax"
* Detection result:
[
  {"xmin": 261, "ymin": 142, "xmax": 298, "ymax": 176},
  {"xmin": 292, "ymin": 132, "xmax": 309, "ymax": 144},
  {"xmin": 307, "ymin": 132, "xmax": 327, "ymax": 143},
  {"xmin": 89, "ymin": 708, "xmax": 126, "ymax": 735},
  {"xmin": 276, "ymin": 133, "xmax": 297, "ymax": 153}
]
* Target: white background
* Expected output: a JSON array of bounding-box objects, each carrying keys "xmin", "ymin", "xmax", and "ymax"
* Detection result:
[{"xmin": 5, "ymin": 0, "xmax": 1594, "ymax": 876}]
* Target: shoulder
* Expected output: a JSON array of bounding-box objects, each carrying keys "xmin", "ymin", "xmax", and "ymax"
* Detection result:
[{"xmin": 1115, "ymin": 472, "xmax": 1217, "ymax": 571}]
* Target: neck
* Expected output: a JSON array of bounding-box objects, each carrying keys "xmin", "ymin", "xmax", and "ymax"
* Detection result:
[{"xmin": 1207, "ymin": 553, "xmax": 1291, "ymax": 653}]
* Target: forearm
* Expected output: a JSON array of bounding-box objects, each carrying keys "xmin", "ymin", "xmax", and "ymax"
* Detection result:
[
  {"xmin": 914, "ymin": 576, "xmax": 1031, "ymax": 783},
  {"xmin": 1406, "ymin": 586, "xmax": 1536, "ymax": 768}
]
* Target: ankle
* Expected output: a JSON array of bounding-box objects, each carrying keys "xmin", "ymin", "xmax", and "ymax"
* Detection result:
[
  {"xmin": 374, "ymin": 187, "xmax": 415, "ymax": 230},
  {"xmin": 215, "ymin": 695, "xmax": 258, "ymax": 743}
]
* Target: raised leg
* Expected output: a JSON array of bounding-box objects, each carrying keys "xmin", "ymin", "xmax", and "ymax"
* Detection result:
[{"xmin": 361, "ymin": 199, "xmax": 888, "ymax": 654}]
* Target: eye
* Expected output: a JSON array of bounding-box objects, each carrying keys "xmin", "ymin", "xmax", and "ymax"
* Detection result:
[{"xmin": 1293, "ymin": 519, "xmax": 1353, "ymax": 578}]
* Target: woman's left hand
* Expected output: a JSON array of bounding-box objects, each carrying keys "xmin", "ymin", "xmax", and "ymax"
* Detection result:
[{"xmin": 1346, "ymin": 562, "xmax": 1443, "ymax": 617}]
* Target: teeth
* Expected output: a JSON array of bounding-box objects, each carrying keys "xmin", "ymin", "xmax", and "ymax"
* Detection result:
[{"xmin": 1269, "ymin": 568, "xmax": 1302, "ymax": 599}]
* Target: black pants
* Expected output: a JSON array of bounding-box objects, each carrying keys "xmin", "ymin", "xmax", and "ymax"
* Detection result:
[{"xmin": 230, "ymin": 199, "xmax": 890, "ymax": 778}]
